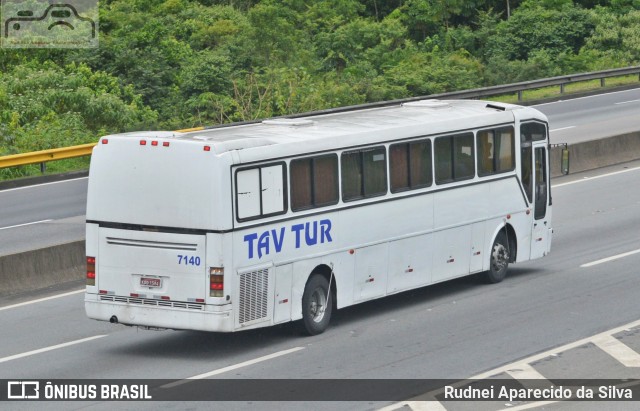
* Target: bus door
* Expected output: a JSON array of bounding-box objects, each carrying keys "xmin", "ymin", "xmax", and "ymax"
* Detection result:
[{"xmin": 530, "ymin": 143, "xmax": 551, "ymax": 259}]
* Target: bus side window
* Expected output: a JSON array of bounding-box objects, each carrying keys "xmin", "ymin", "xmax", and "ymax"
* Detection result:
[
  {"xmin": 291, "ymin": 154, "xmax": 338, "ymax": 211},
  {"xmin": 435, "ymin": 133, "xmax": 474, "ymax": 184},
  {"xmin": 435, "ymin": 137, "xmax": 453, "ymax": 184},
  {"xmin": 236, "ymin": 163, "xmax": 287, "ymax": 221},
  {"xmin": 521, "ymin": 145, "xmax": 533, "ymax": 203},
  {"xmin": 390, "ymin": 139, "xmax": 432, "ymax": 193},
  {"xmin": 454, "ymin": 133, "xmax": 475, "ymax": 180},
  {"xmin": 477, "ymin": 126, "xmax": 515, "ymax": 177},
  {"xmin": 341, "ymin": 147, "xmax": 387, "ymax": 202},
  {"xmin": 237, "ymin": 168, "xmax": 261, "ymax": 219}
]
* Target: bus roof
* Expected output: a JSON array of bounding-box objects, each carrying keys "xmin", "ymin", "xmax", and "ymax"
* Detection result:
[
  {"xmin": 183, "ymin": 100, "xmax": 529, "ymax": 154},
  {"xmin": 101, "ymin": 99, "xmax": 544, "ymax": 162}
]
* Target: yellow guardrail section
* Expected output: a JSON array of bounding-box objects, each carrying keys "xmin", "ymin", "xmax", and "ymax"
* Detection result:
[
  {"xmin": 0, "ymin": 127, "xmax": 205, "ymax": 170},
  {"xmin": 0, "ymin": 143, "xmax": 97, "ymax": 169}
]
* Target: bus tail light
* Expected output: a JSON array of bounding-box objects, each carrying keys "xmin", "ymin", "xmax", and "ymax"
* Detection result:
[
  {"xmin": 86, "ymin": 256, "xmax": 96, "ymax": 286},
  {"xmin": 210, "ymin": 267, "xmax": 224, "ymax": 297}
]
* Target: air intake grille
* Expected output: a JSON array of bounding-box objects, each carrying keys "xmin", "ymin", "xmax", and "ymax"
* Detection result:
[{"xmin": 238, "ymin": 268, "xmax": 269, "ymax": 324}]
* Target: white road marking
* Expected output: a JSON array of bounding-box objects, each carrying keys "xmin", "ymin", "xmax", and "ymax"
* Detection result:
[
  {"xmin": 552, "ymin": 165, "xmax": 640, "ymax": 188},
  {"xmin": 379, "ymin": 317, "xmax": 640, "ymax": 411},
  {"xmin": 497, "ymin": 400, "xmax": 560, "ymax": 410},
  {"xmin": 549, "ymin": 126, "xmax": 575, "ymax": 132},
  {"xmin": 506, "ymin": 363, "xmax": 548, "ymax": 382},
  {"xmin": 378, "ymin": 401, "xmax": 447, "ymax": 411},
  {"xmin": 0, "ymin": 219, "xmax": 52, "ymax": 230},
  {"xmin": 0, "ymin": 289, "xmax": 84, "ymax": 312},
  {"xmin": 592, "ymin": 334, "xmax": 640, "ymax": 367},
  {"xmin": 580, "ymin": 248, "xmax": 640, "ymax": 268},
  {"xmin": 0, "ymin": 335, "xmax": 106, "ymax": 364},
  {"xmin": 615, "ymin": 99, "xmax": 640, "ymax": 105},
  {"xmin": 161, "ymin": 346, "xmax": 306, "ymax": 389},
  {"xmin": 0, "ymin": 177, "xmax": 88, "ymax": 193},
  {"xmin": 471, "ymin": 318, "xmax": 640, "ymax": 380}
]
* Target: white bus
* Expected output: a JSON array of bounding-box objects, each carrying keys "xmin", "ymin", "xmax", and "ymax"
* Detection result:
[{"xmin": 85, "ymin": 99, "xmax": 552, "ymax": 335}]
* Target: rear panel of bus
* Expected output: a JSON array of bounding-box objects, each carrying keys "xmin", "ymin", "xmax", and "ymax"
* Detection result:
[{"xmin": 84, "ymin": 135, "xmax": 233, "ymax": 331}]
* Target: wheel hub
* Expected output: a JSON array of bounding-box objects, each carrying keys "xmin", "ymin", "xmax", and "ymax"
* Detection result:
[
  {"xmin": 492, "ymin": 243, "xmax": 509, "ymax": 272},
  {"xmin": 309, "ymin": 289, "xmax": 326, "ymax": 323}
]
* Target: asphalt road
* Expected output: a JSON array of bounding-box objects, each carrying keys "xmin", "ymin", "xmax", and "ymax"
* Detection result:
[
  {"xmin": 1, "ymin": 88, "xmax": 639, "ymax": 257},
  {"xmin": 536, "ymin": 87, "xmax": 640, "ymax": 144},
  {"xmin": 1, "ymin": 158, "xmax": 640, "ymax": 411}
]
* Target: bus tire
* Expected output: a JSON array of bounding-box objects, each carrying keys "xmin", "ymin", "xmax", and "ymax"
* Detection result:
[
  {"xmin": 482, "ymin": 231, "xmax": 510, "ymax": 284},
  {"xmin": 301, "ymin": 274, "xmax": 332, "ymax": 336}
]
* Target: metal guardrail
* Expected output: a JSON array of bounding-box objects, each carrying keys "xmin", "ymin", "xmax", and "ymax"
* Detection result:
[
  {"xmin": 0, "ymin": 127, "xmax": 204, "ymax": 172},
  {"xmin": 428, "ymin": 65, "xmax": 640, "ymax": 102},
  {"xmin": 0, "ymin": 143, "xmax": 96, "ymax": 172},
  {"xmin": 1, "ymin": 65, "xmax": 639, "ymax": 172}
]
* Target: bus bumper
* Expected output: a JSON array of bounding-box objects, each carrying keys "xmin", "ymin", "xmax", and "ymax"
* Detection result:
[{"xmin": 85, "ymin": 293, "xmax": 234, "ymax": 332}]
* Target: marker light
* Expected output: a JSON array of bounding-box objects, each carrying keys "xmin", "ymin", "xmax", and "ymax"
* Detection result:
[
  {"xmin": 163, "ymin": 142, "xmax": 170, "ymax": 147},
  {"xmin": 101, "ymin": 139, "xmax": 108, "ymax": 144},
  {"xmin": 204, "ymin": 146, "xmax": 211, "ymax": 152},
  {"xmin": 140, "ymin": 140, "xmax": 147, "ymax": 146},
  {"xmin": 151, "ymin": 141, "xmax": 158, "ymax": 146}
]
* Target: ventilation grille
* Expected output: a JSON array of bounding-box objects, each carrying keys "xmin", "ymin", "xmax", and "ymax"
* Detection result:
[
  {"xmin": 238, "ymin": 268, "xmax": 269, "ymax": 324},
  {"xmin": 99, "ymin": 295, "xmax": 203, "ymax": 310},
  {"xmin": 106, "ymin": 237, "xmax": 197, "ymax": 251}
]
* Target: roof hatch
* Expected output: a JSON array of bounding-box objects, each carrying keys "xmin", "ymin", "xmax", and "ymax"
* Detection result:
[
  {"xmin": 262, "ymin": 118, "xmax": 314, "ymax": 127},
  {"xmin": 402, "ymin": 100, "xmax": 450, "ymax": 109}
]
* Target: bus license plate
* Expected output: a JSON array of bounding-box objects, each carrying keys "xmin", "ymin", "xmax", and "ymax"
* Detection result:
[{"xmin": 140, "ymin": 277, "xmax": 162, "ymax": 288}]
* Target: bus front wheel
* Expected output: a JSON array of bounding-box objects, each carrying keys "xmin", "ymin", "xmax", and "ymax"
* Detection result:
[
  {"xmin": 482, "ymin": 231, "xmax": 510, "ymax": 284},
  {"xmin": 301, "ymin": 274, "xmax": 332, "ymax": 336}
]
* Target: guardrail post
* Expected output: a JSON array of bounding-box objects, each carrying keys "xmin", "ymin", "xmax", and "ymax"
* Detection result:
[
  {"xmin": 601, "ymin": 78, "xmax": 605, "ymax": 87},
  {"xmin": 560, "ymin": 83, "xmax": 565, "ymax": 94},
  {"xmin": 517, "ymin": 90, "xmax": 523, "ymax": 101},
  {"xmin": 40, "ymin": 162, "xmax": 46, "ymax": 174}
]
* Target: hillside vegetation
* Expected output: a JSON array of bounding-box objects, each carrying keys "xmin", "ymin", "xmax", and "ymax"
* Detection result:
[{"xmin": 1, "ymin": 0, "xmax": 639, "ymax": 176}]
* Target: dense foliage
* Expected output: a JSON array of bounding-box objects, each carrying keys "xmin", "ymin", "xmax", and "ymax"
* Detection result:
[{"xmin": 1, "ymin": 0, "xmax": 640, "ymax": 167}]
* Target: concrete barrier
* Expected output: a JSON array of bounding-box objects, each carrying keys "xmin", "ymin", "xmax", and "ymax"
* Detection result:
[
  {"xmin": 0, "ymin": 241, "xmax": 84, "ymax": 296},
  {"xmin": 550, "ymin": 131, "xmax": 640, "ymax": 177}
]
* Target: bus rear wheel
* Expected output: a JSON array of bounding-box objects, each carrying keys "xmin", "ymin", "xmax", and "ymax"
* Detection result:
[
  {"xmin": 482, "ymin": 231, "xmax": 510, "ymax": 284},
  {"xmin": 301, "ymin": 274, "xmax": 332, "ymax": 336}
]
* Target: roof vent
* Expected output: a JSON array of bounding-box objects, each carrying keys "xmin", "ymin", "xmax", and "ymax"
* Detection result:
[
  {"xmin": 485, "ymin": 103, "xmax": 507, "ymax": 111},
  {"xmin": 402, "ymin": 99, "xmax": 450, "ymax": 109},
  {"xmin": 262, "ymin": 118, "xmax": 314, "ymax": 127}
]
